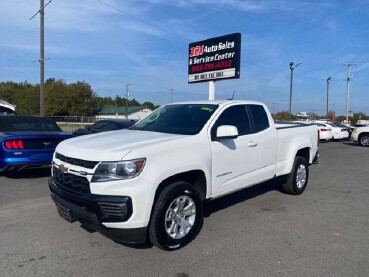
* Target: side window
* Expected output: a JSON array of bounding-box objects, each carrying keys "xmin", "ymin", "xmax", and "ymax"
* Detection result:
[
  {"xmin": 211, "ymin": 105, "xmax": 251, "ymax": 138},
  {"xmin": 100, "ymin": 122, "xmax": 117, "ymax": 131},
  {"xmin": 91, "ymin": 121, "xmax": 106, "ymax": 131},
  {"xmin": 248, "ymin": 105, "xmax": 270, "ymax": 132}
]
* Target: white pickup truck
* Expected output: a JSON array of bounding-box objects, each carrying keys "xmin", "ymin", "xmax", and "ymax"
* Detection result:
[{"xmin": 49, "ymin": 100, "xmax": 319, "ymax": 250}]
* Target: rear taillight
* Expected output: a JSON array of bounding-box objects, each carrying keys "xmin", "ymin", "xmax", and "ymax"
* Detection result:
[
  {"xmin": 320, "ymin": 128, "xmax": 328, "ymax": 132},
  {"xmin": 4, "ymin": 139, "xmax": 24, "ymax": 149},
  {"xmin": 341, "ymin": 128, "xmax": 347, "ymax": 132}
]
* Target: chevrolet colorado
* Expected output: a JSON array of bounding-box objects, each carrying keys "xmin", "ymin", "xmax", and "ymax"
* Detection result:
[{"xmin": 49, "ymin": 100, "xmax": 319, "ymax": 250}]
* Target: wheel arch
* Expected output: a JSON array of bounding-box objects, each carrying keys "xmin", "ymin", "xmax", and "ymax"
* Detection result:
[
  {"xmin": 296, "ymin": 147, "xmax": 310, "ymax": 163},
  {"xmin": 358, "ymin": 132, "xmax": 369, "ymax": 146},
  {"xmin": 148, "ymin": 170, "xmax": 207, "ymax": 226},
  {"xmin": 358, "ymin": 132, "xmax": 369, "ymax": 139},
  {"xmin": 153, "ymin": 170, "xmax": 207, "ymax": 204}
]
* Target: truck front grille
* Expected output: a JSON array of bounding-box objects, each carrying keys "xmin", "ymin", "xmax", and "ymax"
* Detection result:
[
  {"xmin": 55, "ymin": 153, "xmax": 99, "ymax": 169},
  {"xmin": 52, "ymin": 167, "xmax": 90, "ymax": 195}
]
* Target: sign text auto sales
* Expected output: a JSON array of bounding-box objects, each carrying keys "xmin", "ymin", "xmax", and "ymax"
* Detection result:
[{"xmin": 188, "ymin": 33, "xmax": 241, "ymax": 83}]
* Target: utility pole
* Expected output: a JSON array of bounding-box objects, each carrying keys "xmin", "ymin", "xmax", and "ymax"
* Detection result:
[
  {"xmin": 125, "ymin": 84, "xmax": 130, "ymax": 119},
  {"xmin": 326, "ymin": 77, "xmax": 332, "ymax": 120},
  {"xmin": 30, "ymin": 1, "xmax": 51, "ymax": 117},
  {"xmin": 344, "ymin": 64, "xmax": 356, "ymax": 123},
  {"xmin": 39, "ymin": 0, "xmax": 45, "ymax": 117},
  {"xmin": 169, "ymin": 89, "xmax": 174, "ymax": 103},
  {"xmin": 289, "ymin": 61, "xmax": 301, "ymax": 120}
]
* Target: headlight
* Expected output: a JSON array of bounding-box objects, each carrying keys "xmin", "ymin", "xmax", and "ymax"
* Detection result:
[{"xmin": 91, "ymin": 158, "xmax": 146, "ymax": 182}]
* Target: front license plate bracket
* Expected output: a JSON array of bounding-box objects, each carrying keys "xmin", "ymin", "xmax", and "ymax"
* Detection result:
[{"xmin": 56, "ymin": 203, "xmax": 76, "ymax": 223}]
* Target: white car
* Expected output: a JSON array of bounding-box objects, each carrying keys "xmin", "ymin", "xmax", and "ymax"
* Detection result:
[
  {"xmin": 315, "ymin": 122, "xmax": 349, "ymax": 140},
  {"xmin": 351, "ymin": 126, "xmax": 369, "ymax": 146},
  {"xmin": 312, "ymin": 123, "xmax": 333, "ymax": 141}
]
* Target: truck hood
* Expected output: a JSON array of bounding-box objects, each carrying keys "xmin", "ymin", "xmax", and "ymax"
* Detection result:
[{"xmin": 55, "ymin": 129, "xmax": 186, "ymax": 161}]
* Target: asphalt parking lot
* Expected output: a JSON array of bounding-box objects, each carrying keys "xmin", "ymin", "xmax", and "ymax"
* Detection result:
[{"xmin": 1, "ymin": 141, "xmax": 368, "ymax": 277}]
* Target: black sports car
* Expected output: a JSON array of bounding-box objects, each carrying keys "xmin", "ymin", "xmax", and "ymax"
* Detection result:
[{"xmin": 73, "ymin": 119, "xmax": 137, "ymax": 136}]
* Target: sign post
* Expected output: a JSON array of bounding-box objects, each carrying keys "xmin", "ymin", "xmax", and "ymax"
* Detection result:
[{"xmin": 188, "ymin": 33, "xmax": 241, "ymax": 100}]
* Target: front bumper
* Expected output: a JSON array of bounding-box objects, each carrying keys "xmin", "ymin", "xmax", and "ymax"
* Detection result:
[
  {"xmin": 49, "ymin": 177, "xmax": 147, "ymax": 244},
  {"xmin": 351, "ymin": 133, "xmax": 359, "ymax": 142}
]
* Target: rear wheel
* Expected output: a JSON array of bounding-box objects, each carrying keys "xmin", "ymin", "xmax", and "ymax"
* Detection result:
[
  {"xmin": 359, "ymin": 133, "xmax": 369, "ymax": 147},
  {"xmin": 282, "ymin": 156, "xmax": 309, "ymax": 195},
  {"xmin": 149, "ymin": 182, "xmax": 203, "ymax": 250}
]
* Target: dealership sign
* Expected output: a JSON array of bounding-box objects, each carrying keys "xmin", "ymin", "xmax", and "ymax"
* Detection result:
[{"xmin": 188, "ymin": 33, "xmax": 241, "ymax": 83}]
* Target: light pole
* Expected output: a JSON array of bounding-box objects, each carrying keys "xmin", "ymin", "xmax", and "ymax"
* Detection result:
[
  {"xmin": 289, "ymin": 61, "xmax": 301, "ymax": 119},
  {"xmin": 344, "ymin": 64, "xmax": 356, "ymax": 123},
  {"xmin": 326, "ymin": 77, "xmax": 332, "ymax": 120}
]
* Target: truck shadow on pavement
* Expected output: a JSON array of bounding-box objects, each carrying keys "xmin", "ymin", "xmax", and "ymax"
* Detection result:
[
  {"xmin": 342, "ymin": 141, "xmax": 362, "ymax": 147},
  {"xmin": 203, "ymin": 178, "xmax": 282, "ymax": 218}
]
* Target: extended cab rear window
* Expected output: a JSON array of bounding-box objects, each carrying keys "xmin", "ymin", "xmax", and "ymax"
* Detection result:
[{"xmin": 248, "ymin": 104, "xmax": 270, "ymax": 132}]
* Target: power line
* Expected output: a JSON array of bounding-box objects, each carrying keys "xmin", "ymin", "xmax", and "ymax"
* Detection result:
[
  {"xmin": 29, "ymin": 0, "xmax": 51, "ymax": 20},
  {"xmin": 96, "ymin": 0, "xmax": 191, "ymax": 42}
]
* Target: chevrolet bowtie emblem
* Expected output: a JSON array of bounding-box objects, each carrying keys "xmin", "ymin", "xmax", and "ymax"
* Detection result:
[{"xmin": 59, "ymin": 164, "xmax": 68, "ymax": 173}]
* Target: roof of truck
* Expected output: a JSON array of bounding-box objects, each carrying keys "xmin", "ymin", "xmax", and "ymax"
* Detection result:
[{"xmin": 167, "ymin": 100, "xmax": 264, "ymax": 106}]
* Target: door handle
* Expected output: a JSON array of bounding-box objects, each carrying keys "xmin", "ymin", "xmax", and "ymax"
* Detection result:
[{"xmin": 248, "ymin": 141, "xmax": 258, "ymax": 147}]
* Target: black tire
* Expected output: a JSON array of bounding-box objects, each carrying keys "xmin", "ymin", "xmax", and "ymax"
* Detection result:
[
  {"xmin": 149, "ymin": 181, "xmax": 203, "ymax": 251},
  {"xmin": 282, "ymin": 156, "xmax": 309, "ymax": 195},
  {"xmin": 359, "ymin": 133, "xmax": 369, "ymax": 147}
]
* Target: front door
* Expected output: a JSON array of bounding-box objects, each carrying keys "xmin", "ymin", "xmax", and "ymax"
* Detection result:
[{"xmin": 210, "ymin": 105, "xmax": 259, "ymax": 196}]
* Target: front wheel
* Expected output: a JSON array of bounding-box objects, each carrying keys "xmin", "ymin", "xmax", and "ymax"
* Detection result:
[
  {"xmin": 149, "ymin": 182, "xmax": 203, "ymax": 250},
  {"xmin": 359, "ymin": 133, "xmax": 369, "ymax": 147},
  {"xmin": 282, "ymin": 156, "xmax": 309, "ymax": 195}
]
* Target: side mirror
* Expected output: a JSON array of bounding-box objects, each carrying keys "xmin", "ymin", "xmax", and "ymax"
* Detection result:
[{"xmin": 216, "ymin": 125, "xmax": 239, "ymax": 140}]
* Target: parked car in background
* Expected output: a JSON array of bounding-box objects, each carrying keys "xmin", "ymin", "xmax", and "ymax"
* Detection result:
[
  {"xmin": 73, "ymin": 119, "xmax": 137, "ymax": 136},
  {"xmin": 0, "ymin": 106, "xmax": 17, "ymax": 115},
  {"xmin": 312, "ymin": 123, "xmax": 333, "ymax": 141},
  {"xmin": 0, "ymin": 116, "xmax": 73, "ymax": 173},
  {"xmin": 334, "ymin": 122, "xmax": 354, "ymax": 138},
  {"xmin": 351, "ymin": 126, "xmax": 369, "ymax": 146},
  {"xmin": 350, "ymin": 123, "xmax": 368, "ymax": 128},
  {"xmin": 313, "ymin": 122, "xmax": 349, "ymax": 140}
]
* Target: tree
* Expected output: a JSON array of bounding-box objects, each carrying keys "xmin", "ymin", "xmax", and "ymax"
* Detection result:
[
  {"xmin": 114, "ymin": 95, "xmax": 125, "ymax": 107},
  {"xmin": 129, "ymin": 98, "xmax": 140, "ymax": 107},
  {"xmin": 142, "ymin": 101, "xmax": 158, "ymax": 110},
  {"xmin": 273, "ymin": 111, "xmax": 293, "ymax": 120},
  {"xmin": 327, "ymin": 110, "xmax": 335, "ymax": 122},
  {"xmin": 1, "ymin": 79, "xmax": 160, "ymax": 116},
  {"xmin": 0, "ymin": 81, "xmax": 39, "ymax": 115}
]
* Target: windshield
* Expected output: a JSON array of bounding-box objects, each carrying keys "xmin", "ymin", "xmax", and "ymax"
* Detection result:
[{"xmin": 130, "ymin": 104, "xmax": 218, "ymax": 135}]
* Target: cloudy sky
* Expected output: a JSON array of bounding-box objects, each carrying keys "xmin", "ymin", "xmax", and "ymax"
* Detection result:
[{"xmin": 1, "ymin": 0, "xmax": 369, "ymax": 115}]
